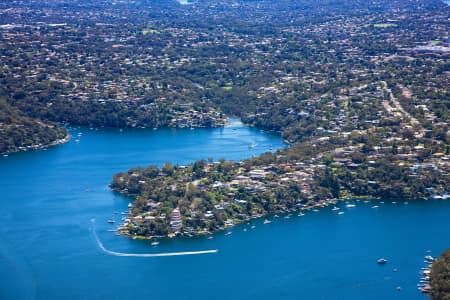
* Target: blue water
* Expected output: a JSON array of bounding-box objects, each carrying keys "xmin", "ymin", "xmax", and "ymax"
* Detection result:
[{"xmin": 0, "ymin": 119, "xmax": 448, "ymax": 300}]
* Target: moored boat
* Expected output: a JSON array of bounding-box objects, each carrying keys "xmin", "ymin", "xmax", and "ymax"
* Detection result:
[
  {"xmin": 377, "ymin": 258, "xmax": 388, "ymax": 264},
  {"xmin": 424, "ymin": 255, "xmax": 434, "ymax": 262}
]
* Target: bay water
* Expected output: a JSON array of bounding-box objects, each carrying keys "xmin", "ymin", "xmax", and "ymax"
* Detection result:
[{"xmin": 0, "ymin": 119, "xmax": 448, "ymax": 300}]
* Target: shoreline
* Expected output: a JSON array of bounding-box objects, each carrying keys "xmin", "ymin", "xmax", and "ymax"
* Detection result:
[
  {"xmin": 1, "ymin": 134, "xmax": 71, "ymax": 157},
  {"xmin": 1, "ymin": 116, "xmax": 230, "ymax": 157},
  {"xmin": 114, "ymin": 196, "xmax": 360, "ymax": 241},
  {"xmin": 113, "ymin": 193, "xmax": 439, "ymax": 241}
]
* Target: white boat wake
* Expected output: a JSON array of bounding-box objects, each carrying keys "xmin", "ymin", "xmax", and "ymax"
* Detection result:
[{"xmin": 90, "ymin": 219, "xmax": 218, "ymax": 257}]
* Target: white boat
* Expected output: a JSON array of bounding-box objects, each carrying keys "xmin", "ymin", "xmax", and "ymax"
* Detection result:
[
  {"xmin": 338, "ymin": 211, "xmax": 345, "ymax": 215},
  {"xmin": 225, "ymin": 232, "xmax": 232, "ymax": 236},
  {"xmin": 107, "ymin": 219, "xmax": 115, "ymax": 224},
  {"xmin": 424, "ymin": 255, "xmax": 434, "ymax": 261},
  {"xmin": 298, "ymin": 212, "xmax": 305, "ymax": 217},
  {"xmin": 345, "ymin": 204, "xmax": 356, "ymax": 208},
  {"xmin": 332, "ymin": 207, "xmax": 340, "ymax": 211},
  {"xmin": 263, "ymin": 219, "xmax": 271, "ymax": 224},
  {"xmin": 377, "ymin": 258, "xmax": 388, "ymax": 264},
  {"xmin": 151, "ymin": 241, "xmax": 159, "ymax": 246},
  {"xmin": 372, "ymin": 205, "xmax": 379, "ymax": 209},
  {"xmin": 128, "ymin": 203, "xmax": 133, "ymax": 208}
]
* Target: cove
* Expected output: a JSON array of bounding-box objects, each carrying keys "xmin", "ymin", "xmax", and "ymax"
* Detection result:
[{"xmin": 0, "ymin": 119, "xmax": 449, "ymax": 300}]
